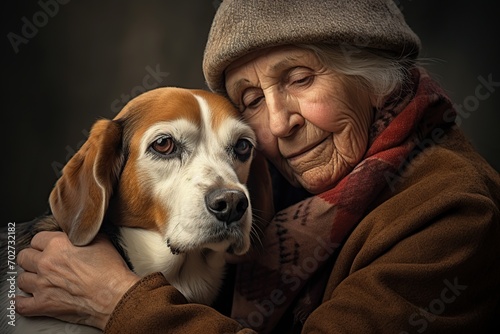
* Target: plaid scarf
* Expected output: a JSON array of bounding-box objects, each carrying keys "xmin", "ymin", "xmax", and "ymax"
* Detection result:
[{"xmin": 230, "ymin": 67, "xmax": 455, "ymax": 333}]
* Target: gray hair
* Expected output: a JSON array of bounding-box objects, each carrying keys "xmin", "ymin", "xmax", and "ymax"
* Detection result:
[{"xmin": 298, "ymin": 44, "xmax": 416, "ymax": 107}]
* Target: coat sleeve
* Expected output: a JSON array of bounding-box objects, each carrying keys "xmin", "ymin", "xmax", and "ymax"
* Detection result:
[
  {"xmin": 104, "ymin": 272, "xmax": 256, "ymax": 334},
  {"xmin": 302, "ymin": 144, "xmax": 500, "ymax": 333}
]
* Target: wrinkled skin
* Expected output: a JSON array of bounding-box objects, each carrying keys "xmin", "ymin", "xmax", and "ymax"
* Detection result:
[{"xmin": 225, "ymin": 46, "xmax": 374, "ymax": 194}]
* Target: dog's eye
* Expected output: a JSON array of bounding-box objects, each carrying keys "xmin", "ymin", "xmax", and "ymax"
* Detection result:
[
  {"xmin": 151, "ymin": 135, "xmax": 176, "ymax": 155},
  {"xmin": 233, "ymin": 139, "xmax": 253, "ymax": 161}
]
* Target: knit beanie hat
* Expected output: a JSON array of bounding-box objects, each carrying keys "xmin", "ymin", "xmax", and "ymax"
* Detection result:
[{"xmin": 203, "ymin": 0, "xmax": 421, "ymax": 94}]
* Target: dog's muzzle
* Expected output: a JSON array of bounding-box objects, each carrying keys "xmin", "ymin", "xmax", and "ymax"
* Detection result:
[{"xmin": 205, "ymin": 188, "xmax": 249, "ymax": 225}]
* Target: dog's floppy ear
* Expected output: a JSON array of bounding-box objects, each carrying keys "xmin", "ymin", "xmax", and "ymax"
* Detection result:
[
  {"xmin": 226, "ymin": 151, "xmax": 275, "ymax": 263},
  {"xmin": 49, "ymin": 119, "xmax": 123, "ymax": 246},
  {"xmin": 247, "ymin": 151, "xmax": 275, "ymax": 232}
]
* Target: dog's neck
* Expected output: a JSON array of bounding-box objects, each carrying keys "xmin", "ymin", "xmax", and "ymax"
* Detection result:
[{"xmin": 117, "ymin": 226, "xmax": 226, "ymax": 305}]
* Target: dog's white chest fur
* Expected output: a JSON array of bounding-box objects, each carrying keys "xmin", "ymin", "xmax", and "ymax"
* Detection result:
[{"xmin": 119, "ymin": 227, "xmax": 227, "ymax": 305}]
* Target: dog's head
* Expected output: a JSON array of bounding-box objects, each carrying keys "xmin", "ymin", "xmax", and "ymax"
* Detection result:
[{"xmin": 49, "ymin": 87, "xmax": 266, "ymax": 256}]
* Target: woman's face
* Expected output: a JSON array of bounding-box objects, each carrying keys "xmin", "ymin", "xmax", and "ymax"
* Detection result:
[{"xmin": 225, "ymin": 46, "xmax": 374, "ymax": 194}]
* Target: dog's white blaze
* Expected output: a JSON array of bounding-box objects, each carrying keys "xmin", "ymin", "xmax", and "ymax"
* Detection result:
[{"xmin": 194, "ymin": 94, "xmax": 212, "ymax": 134}]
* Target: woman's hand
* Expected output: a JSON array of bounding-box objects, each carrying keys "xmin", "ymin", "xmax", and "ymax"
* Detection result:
[{"xmin": 16, "ymin": 231, "xmax": 140, "ymax": 330}]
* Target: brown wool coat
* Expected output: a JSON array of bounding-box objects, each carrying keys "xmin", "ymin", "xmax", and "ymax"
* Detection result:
[{"xmin": 104, "ymin": 127, "xmax": 500, "ymax": 334}]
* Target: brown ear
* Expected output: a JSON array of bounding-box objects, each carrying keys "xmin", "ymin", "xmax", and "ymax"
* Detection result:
[
  {"xmin": 226, "ymin": 151, "xmax": 275, "ymax": 263},
  {"xmin": 49, "ymin": 119, "xmax": 123, "ymax": 246},
  {"xmin": 247, "ymin": 151, "xmax": 275, "ymax": 233}
]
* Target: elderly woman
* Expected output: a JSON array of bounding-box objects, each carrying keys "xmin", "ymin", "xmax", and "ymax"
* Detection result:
[{"xmin": 16, "ymin": 1, "xmax": 499, "ymax": 333}]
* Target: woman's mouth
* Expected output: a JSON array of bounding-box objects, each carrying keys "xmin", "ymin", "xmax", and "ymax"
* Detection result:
[{"xmin": 284, "ymin": 135, "xmax": 331, "ymax": 161}]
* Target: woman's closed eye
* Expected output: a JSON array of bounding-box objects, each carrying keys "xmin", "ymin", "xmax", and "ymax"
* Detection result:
[
  {"xmin": 291, "ymin": 74, "xmax": 313, "ymax": 86},
  {"xmin": 242, "ymin": 88, "xmax": 265, "ymax": 110},
  {"xmin": 287, "ymin": 68, "xmax": 314, "ymax": 88}
]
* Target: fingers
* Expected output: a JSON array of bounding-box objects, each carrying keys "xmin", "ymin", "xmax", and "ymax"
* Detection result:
[
  {"xmin": 17, "ymin": 248, "xmax": 41, "ymax": 273},
  {"xmin": 17, "ymin": 271, "xmax": 37, "ymax": 295},
  {"xmin": 18, "ymin": 231, "xmax": 67, "ymax": 273},
  {"xmin": 15, "ymin": 295, "xmax": 41, "ymax": 317},
  {"xmin": 30, "ymin": 230, "xmax": 67, "ymax": 251},
  {"xmin": 16, "ymin": 272, "xmax": 44, "ymax": 317}
]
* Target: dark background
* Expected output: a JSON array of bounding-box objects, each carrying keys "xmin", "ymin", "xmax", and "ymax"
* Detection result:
[{"xmin": 2, "ymin": 0, "xmax": 499, "ymax": 226}]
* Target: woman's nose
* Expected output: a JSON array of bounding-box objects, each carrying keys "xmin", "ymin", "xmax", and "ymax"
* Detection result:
[{"xmin": 266, "ymin": 93, "xmax": 304, "ymax": 138}]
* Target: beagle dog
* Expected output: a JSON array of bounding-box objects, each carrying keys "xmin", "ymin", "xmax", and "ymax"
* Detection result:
[{"xmin": 1, "ymin": 87, "xmax": 274, "ymax": 333}]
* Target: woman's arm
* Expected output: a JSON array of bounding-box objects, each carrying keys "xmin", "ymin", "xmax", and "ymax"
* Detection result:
[
  {"xmin": 105, "ymin": 272, "xmax": 253, "ymax": 334},
  {"xmin": 16, "ymin": 231, "xmax": 255, "ymax": 333}
]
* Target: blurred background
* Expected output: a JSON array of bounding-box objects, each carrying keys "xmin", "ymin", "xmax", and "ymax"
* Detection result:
[{"xmin": 2, "ymin": 0, "xmax": 499, "ymax": 226}]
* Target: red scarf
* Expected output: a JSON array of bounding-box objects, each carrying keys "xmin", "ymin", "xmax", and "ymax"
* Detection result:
[{"xmin": 230, "ymin": 67, "xmax": 455, "ymax": 333}]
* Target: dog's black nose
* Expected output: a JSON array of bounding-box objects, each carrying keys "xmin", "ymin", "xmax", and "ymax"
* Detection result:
[{"xmin": 205, "ymin": 189, "xmax": 249, "ymax": 225}]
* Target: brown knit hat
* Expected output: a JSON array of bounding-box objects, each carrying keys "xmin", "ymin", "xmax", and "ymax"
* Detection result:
[{"xmin": 203, "ymin": 0, "xmax": 421, "ymax": 94}]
